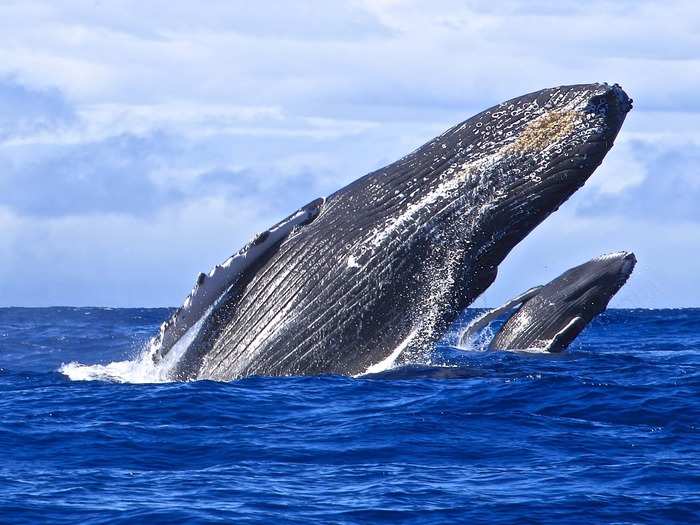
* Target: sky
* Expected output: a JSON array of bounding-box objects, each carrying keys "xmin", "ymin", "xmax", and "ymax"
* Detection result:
[{"xmin": 0, "ymin": 0, "xmax": 698, "ymax": 308}]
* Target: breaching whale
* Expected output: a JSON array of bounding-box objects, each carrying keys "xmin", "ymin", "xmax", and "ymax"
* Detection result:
[
  {"xmin": 152, "ymin": 83, "xmax": 632, "ymax": 380},
  {"xmin": 459, "ymin": 251, "xmax": 637, "ymax": 352}
]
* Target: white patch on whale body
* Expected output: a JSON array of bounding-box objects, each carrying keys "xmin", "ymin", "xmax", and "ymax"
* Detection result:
[
  {"xmin": 543, "ymin": 316, "xmax": 584, "ymax": 353},
  {"xmin": 361, "ymin": 329, "xmax": 418, "ymax": 375},
  {"xmin": 507, "ymin": 310, "xmax": 533, "ymax": 340}
]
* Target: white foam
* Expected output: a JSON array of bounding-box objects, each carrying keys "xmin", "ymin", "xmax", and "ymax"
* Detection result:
[
  {"xmin": 59, "ymin": 355, "xmax": 165, "ymax": 384},
  {"xmin": 59, "ymin": 305, "xmax": 214, "ymax": 383}
]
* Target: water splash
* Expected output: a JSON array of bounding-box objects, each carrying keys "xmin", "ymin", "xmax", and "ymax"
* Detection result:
[
  {"xmin": 59, "ymin": 305, "xmax": 212, "ymax": 383},
  {"xmin": 59, "ymin": 346, "xmax": 167, "ymax": 384},
  {"xmin": 454, "ymin": 322, "xmax": 496, "ymax": 352}
]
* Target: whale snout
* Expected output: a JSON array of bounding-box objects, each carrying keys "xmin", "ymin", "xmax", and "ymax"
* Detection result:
[
  {"xmin": 589, "ymin": 83, "xmax": 633, "ymax": 144},
  {"xmin": 615, "ymin": 252, "xmax": 637, "ymax": 289},
  {"xmin": 533, "ymin": 83, "xmax": 632, "ymax": 193},
  {"xmin": 606, "ymin": 83, "xmax": 633, "ymax": 114},
  {"xmin": 597, "ymin": 250, "xmax": 637, "ymax": 277},
  {"xmin": 583, "ymin": 251, "xmax": 637, "ymax": 296},
  {"xmin": 620, "ymin": 252, "xmax": 637, "ymax": 277}
]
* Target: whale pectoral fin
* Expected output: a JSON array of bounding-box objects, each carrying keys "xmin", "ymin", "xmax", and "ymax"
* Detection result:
[
  {"xmin": 458, "ymin": 285, "xmax": 544, "ymax": 347},
  {"xmin": 153, "ymin": 197, "xmax": 325, "ymax": 364},
  {"xmin": 544, "ymin": 316, "xmax": 586, "ymax": 353}
]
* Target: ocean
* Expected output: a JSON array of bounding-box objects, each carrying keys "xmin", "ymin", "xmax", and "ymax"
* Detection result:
[{"xmin": 1, "ymin": 307, "xmax": 699, "ymax": 524}]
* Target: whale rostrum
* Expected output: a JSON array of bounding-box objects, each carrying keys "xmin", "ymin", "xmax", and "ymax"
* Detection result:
[{"xmin": 149, "ymin": 83, "xmax": 633, "ymax": 380}]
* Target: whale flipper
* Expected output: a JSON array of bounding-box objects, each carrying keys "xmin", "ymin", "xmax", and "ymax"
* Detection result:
[
  {"xmin": 151, "ymin": 197, "xmax": 325, "ymax": 362},
  {"xmin": 544, "ymin": 316, "xmax": 586, "ymax": 353}
]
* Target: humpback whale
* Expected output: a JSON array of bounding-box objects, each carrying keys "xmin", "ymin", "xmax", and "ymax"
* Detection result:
[
  {"xmin": 460, "ymin": 251, "xmax": 637, "ymax": 352},
  {"xmin": 153, "ymin": 83, "xmax": 632, "ymax": 380}
]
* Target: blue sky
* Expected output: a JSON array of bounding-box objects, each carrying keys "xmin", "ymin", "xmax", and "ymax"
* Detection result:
[{"xmin": 0, "ymin": 0, "xmax": 698, "ymax": 307}]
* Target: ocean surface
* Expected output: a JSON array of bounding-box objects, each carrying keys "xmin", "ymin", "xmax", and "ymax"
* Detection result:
[{"xmin": 1, "ymin": 307, "xmax": 699, "ymax": 524}]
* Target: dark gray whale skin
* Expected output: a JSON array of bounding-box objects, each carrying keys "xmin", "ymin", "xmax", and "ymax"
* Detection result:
[
  {"xmin": 166, "ymin": 83, "xmax": 632, "ymax": 380},
  {"xmin": 472, "ymin": 252, "xmax": 637, "ymax": 353}
]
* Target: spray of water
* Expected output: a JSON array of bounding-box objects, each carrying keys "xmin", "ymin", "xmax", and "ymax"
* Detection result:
[
  {"xmin": 59, "ymin": 306, "xmax": 213, "ymax": 383},
  {"xmin": 456, "ymin": 322, "xmax": 496, "ymax": 352},
  {"xmin": 59, "ymin": 345, "xmax": 169, "ymax": 384}
]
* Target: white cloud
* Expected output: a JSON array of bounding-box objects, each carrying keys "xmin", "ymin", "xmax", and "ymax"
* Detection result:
[
  {"xmin": 2, "ymin": 102, "xmax": 382, "ymax": 146},
  {"xmin": 1, "ymin": 102, "xmax": 282, "ymax": 145},
  {"xmin": 479, "ymin": 208, "xmax": 700, "ymax": 309},
  {"xmin": 0, "ymin": 196, "xmax": 277, "ymax": 306},
  {"xmin": 585, "ymin": 141, "xmax": 647, "ymax": 196},
  {"xmin": 0, "ymin": 0, "xmax": 697, "ymax": 306}
]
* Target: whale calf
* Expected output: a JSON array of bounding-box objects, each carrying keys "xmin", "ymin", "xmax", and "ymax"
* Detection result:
[
  {"xmin": 459, "ymin": 251, "xmax": 637, "ymax": 352},
  {"xmin": 153, "ymin": 83, "xmax": 632, "ymax": 380}
]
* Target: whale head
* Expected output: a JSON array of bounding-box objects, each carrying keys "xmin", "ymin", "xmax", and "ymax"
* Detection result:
[
  {"xmin": 325, "ymin": 83, "xmax": 634, "ymax": 359},
  {"xmin": 464, "ymin": 84, "xmax": 633, "ymax": 262},
  {"xmin": 490, "ymin": 251, "xmax": 637, "ymax": 352},
  {"xmin": 555, "ymin": 251, "xmax": 637, "ymax": 311}
]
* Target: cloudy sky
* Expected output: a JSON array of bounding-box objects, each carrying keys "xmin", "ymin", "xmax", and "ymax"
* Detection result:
[{"xmin": 0, "ymin": 0, "xmax": 698, "ymax": 307}]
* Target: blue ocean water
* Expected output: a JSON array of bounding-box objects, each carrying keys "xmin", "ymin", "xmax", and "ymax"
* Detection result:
[{"xmin": 1, "ymin": 307, "xmax": 699, "ymax": 524}]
